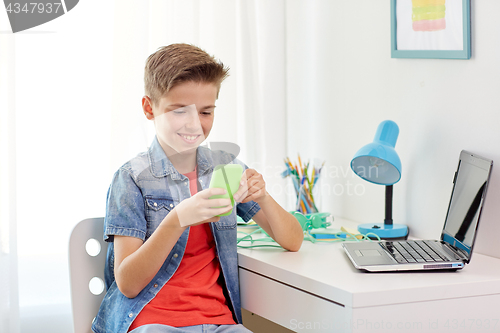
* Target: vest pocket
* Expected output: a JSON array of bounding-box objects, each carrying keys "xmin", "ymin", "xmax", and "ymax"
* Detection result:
[
  {"xmin": 145, "ymin": 197, "xmax": 174, "ymax": 212},
  {"xmin": 145, "ymin": 196, "xmax": 174, "ymax": 238},
  {"xmin": 214, "ymin": 211, "xmax": 237, "ymax": 230}
]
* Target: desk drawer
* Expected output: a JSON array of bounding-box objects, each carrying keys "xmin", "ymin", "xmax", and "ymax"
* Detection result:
[{"xmin": 239, "ymin": 267, "xmax": 349, "ymax": 332}]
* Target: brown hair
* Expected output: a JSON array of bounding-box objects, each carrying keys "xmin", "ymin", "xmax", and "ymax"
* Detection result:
[{"xmin": 144, "ymin": 44, "xmax": 229, "ymax": 106}]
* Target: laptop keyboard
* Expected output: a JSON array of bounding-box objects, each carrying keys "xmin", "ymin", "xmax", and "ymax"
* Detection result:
[{"xmin": 382, "ymin": 240, "xmax": 450, "ymax": 264}]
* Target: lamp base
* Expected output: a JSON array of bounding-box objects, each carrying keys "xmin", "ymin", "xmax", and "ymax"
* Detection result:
[{"xmin": 358, "ymin": 223, "xmax": 409, "ymax": 239}]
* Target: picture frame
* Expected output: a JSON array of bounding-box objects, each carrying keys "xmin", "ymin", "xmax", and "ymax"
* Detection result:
[{"xmin": 391, "ymin": 0, "xmax": 471, "ymax": 59}]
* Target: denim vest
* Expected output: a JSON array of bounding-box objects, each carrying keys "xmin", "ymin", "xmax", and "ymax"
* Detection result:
[{"xmin": 92, "ymin": 137, "xmax": 260, "ymax": 333}]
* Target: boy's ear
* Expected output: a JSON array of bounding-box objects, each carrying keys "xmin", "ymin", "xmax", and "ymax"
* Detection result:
[{"xmin": 142, "ymin": 96, "xmax": 155, "ymax": 120}]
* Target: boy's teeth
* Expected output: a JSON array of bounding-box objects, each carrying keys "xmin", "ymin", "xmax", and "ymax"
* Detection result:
[{"xmin": 182, "ymin": 135, "xmax": 197, "ymax": 140}]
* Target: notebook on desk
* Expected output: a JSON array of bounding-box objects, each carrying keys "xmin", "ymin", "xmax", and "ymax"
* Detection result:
[{"xmin": 342, "ymin": 150, "xmax": 493, "ymax": 272}]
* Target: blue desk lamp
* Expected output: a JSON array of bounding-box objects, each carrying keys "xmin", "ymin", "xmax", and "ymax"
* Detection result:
[{"xmin": 350, "ymin": 120, "xmax": 408, "ymax": 239}]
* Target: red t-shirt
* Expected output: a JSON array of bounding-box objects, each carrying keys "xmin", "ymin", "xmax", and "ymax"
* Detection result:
[{"xmin": 128, "ymin": 168, "xmax": 235, "ymax": 330}]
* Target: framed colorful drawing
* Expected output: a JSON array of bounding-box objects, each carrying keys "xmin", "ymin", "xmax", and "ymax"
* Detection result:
[{"xmin": 391, "ymin": 0, "xmax": 471, "ymax": 59}]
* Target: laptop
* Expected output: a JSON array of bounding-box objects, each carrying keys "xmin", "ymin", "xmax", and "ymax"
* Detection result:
[{"xmin": 342, "ymin": 150, "xmax": 493, "ymax": 272}]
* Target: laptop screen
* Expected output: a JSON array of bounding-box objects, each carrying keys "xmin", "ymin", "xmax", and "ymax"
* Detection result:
[{"xmin": 441, "ymin": 151, "xmax": 492, "ymax": 261}]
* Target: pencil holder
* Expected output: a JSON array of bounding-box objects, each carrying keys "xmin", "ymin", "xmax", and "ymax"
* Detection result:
[
  {"xmin": 293, "ymin": 176, "xmax": 321, "ymax": 214},
  {"xmin": 282, "ymin": 156, "xmax": 324, "ymax": 215}
]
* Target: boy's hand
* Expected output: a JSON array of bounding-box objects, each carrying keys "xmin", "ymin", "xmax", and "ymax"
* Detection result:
[
  {"xmin": 175, "ymin": 188, "xmax": 232, "ymax": 227},
  {"xmin": 233, "ymin": 168, "xmax": 268, "ymax": 204}
]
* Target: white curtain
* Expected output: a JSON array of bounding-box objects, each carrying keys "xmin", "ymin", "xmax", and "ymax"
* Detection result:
[
  {"xmin": 0, "ymin": 31, "xmax": 20, "ymax": 333},
  {"xmin": 0, "ymin": 0, "xmax": 288, "ymax": 331},
  {"xmin": 235, "ymin": 0, "xmax": 289, "ymax": 208}
]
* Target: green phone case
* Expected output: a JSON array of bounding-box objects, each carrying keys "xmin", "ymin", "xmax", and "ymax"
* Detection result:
[{"xmin": 209, "ymin": 164, "xmax": 243, "ymax": 216}]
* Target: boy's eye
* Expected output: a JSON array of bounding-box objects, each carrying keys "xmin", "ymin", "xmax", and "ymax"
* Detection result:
[
  {"xmin": 201, "ymin": 109, "xmax": 215, "ymax": 115},
  {"xmin": 172, "ymin": 107, "xmax": 187, "ymax": 114}
]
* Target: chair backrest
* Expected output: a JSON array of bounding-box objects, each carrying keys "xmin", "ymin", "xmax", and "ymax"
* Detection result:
[{"xmin": 69, "ymin": 218, "xmax": 107, "ymax": 333}]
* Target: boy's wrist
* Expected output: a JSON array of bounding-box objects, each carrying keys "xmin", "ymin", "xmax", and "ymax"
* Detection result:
[
  {"xmin": 254, "ymin": 191, "xmax": 271, "ymax": 205},
  {"xmin": 161, "ymin": 209, "xmax": 187, "ymax": 231}
]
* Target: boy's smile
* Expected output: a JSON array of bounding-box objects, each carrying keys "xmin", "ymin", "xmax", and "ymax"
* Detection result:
[
  {"xmin": 142, "ymin": 81, "xmax": 219, "ymax": 161},
  {"xmin": 178, "ymin": 133, "xmax": 201, "ymax": 143}
]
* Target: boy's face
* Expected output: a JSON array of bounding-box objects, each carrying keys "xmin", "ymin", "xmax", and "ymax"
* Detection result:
[{"xmin": 143, "ymin": 81, "xmax": 218, "ymax": 157}]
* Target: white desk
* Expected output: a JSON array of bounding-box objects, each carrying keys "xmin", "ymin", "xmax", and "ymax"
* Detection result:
[{"xmin": 237, "ymin": 218, "xmax": 500, "ymax": 332}]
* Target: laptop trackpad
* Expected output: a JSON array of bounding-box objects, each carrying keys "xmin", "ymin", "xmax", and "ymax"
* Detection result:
[
  {"xmin": 356, "ymin": 249, "xmax": 382, "ymax": 257},
  {"xmin": 350, "ymin": 246, "xmax": 396, "ymax": 266}
]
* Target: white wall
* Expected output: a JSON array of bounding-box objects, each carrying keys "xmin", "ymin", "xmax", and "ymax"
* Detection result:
[{"xmin": 285, "ymin": 0, "xmax": 500, "ymax": 258}]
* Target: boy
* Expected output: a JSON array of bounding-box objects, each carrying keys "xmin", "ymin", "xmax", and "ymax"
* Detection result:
[{"xmin": 92, "ymin": 44, "xmax": 303, "ymax": 333}]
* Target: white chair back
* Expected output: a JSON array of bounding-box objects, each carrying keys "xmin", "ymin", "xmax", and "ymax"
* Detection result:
[{"xmin": 69, "ymin": 218, "xmax": 107, "ymax": 333}]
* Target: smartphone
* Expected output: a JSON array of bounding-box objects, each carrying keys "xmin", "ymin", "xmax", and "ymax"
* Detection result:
[{"xmin": 209, "ymin": 164, "xmax": 243, "ymax": 216}]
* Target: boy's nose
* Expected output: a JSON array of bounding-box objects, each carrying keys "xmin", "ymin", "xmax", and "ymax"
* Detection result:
[{"xmin": 184, "ymin": 108, "xmax": 202, "ymax": 130}]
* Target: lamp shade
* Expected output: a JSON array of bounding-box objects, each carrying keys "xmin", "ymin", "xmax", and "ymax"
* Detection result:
[{"xmin": 350, "ymin": 120, "xmax": 402, "ymax": 185}]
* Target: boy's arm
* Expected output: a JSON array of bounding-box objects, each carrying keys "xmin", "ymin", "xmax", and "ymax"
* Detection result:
[
  {"xmin": 251, "ymin": 196, "xmax": 304, "ymax": 252},
  {"xmin": 114, "ymin": 187, "xmax": 232, "ymax": 298},
  {"xmin": 113, "ymin": 210, "xmax": 186, "ymax": 299},
  {"xmin": 235, "ymin": 169, "xmax": 303, "ymax": 252}
]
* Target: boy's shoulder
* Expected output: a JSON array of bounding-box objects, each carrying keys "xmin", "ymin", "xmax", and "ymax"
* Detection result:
[
  {"xmin": 116, "ymin": 150, "xmax": 152, "ymax": 181},
  {"xmin": 117, "ymin": 138, "xmax": 175, "ymax": 180}
]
